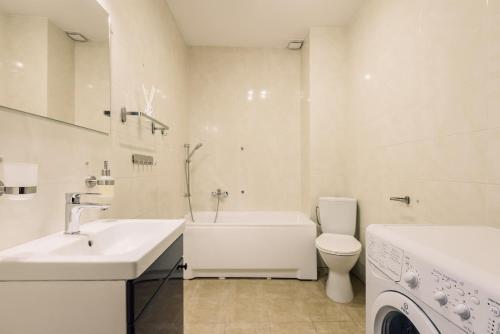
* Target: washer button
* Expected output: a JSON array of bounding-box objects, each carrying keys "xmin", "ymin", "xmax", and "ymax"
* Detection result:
[
  {"xmin": 456, "ymin": 288, "xmax": 465, "ymax": 296},
  {"xmin": 491, "ymin": 306, "xmax": 500, "ymax": 317},
  {"xmin": 444, "ymin": 281, "xmax": 452, "ymax": 289}
]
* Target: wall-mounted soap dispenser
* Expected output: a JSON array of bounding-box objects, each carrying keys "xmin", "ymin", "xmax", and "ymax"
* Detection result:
[
  {"xmin": 96, "ymin": 161, "xmax": 114, "ymax": 198},
  {"xmin": 85, "ymin": 161, "xmax": 115, "ymax": 198}
]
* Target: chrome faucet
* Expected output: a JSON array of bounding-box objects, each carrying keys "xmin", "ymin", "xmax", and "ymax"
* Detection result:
[{"xmin": 65, "ymin": 193, "xmax": 110, "ymax": 234}]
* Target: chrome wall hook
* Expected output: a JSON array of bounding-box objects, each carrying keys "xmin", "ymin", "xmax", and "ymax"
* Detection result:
[
  {"xmin": 132, "ymin": 154, "xmax": 154, "ymax": 166},
  {"xmin": 390, "ymin": 196, "xmax": 410, "ymax": 205}
]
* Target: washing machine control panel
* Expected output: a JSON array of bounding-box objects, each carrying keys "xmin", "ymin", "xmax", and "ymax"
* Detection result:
[
  {"xmin": 401, "ymin": 253, "xmax": 500, "ymax": 334},
  {"xmin": 366, "ymin": 234, "xmax": 404, "ymax": 281}
]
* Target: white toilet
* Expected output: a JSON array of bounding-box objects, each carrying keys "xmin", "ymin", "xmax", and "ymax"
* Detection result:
[{"xmin": 315, "ymin": 197, "xmax": 361, "ymax": 303}]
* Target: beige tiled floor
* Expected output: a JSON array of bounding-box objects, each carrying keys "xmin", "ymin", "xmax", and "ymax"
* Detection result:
[{"xmin": 184, "ymin": 274, "xmax": 365, "ymax": 334}]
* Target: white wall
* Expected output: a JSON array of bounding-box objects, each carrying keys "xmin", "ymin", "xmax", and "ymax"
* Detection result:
[
  {"xmin": 301, "ymin": 28, "xmax": 349, "ymax": 218},
  {"xmin": 0, "ymin": 11, "xmax": 7, "ymax": 105},
  {"xmin": 187, "ymin": 47, "xmax": 302, "ymax": 212},
  {"xmin": 345, "ymin": 0, "xmax": 500, "ymax": 273},
  {"xmin": 298, "ymin": 2, "xmax": 500, "ymax": 279},
  {"xmin": 300, "ymin": 38, "xmax": 311, "ymax": 213},
  {"xmin": 0, "ymin": 0, "xmax": 188, "ymax": 251}
]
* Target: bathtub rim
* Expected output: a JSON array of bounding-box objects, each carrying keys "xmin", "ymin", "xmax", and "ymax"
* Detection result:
[{"xmin": 184, "ymin": 210, "xmax": 317, "ymax": 227}]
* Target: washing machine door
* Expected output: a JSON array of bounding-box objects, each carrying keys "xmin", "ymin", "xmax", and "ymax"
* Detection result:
[{"xmin": 371, "ymin": 291, "xmax": 439, "ymax": 334}]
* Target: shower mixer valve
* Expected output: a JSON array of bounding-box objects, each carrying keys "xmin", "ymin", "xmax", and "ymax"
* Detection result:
[
  {"xmin": 212, "ymin": 189, "xmax": 229, "ymax": 198},
  {"xmin": 211, "ymin": 188, "xmax": 228, "ymax": 224}
]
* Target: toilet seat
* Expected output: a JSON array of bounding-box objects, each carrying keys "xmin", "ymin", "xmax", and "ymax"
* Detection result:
[{"xmin": 315, "ymin": 233, "xmax": 362, "ymax": 256}]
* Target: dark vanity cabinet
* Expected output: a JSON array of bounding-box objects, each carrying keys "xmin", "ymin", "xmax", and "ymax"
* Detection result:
[{"xmin": 126, "ymin": 236, "xmax": 184, "ymax": 334}]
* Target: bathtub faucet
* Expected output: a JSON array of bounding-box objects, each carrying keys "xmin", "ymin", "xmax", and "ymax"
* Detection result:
[
  {"xmin": 211, "ymin": 189, "xmax": 228, "ymax": 223},
  {"xmin": 211, "ymin": 189, "xmax": 229, "ymax": 198}
]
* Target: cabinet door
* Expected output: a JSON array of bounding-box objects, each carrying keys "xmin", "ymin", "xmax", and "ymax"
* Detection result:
[
  {"xmin": 133, "ymin": 259, "xmax": 184, "ymax": 334},
  {"xmin": 127, "ymin": 236, "xmax": 183, "ymax": 327}
]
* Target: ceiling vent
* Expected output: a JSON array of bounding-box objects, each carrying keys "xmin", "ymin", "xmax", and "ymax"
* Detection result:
[
  {"xmin": 287, "ymin": 40, "xmax": 303, "ymax": 50},
  {"xmin": 66, "ymin": 32, "xmax": 88, "ymax": 42}
]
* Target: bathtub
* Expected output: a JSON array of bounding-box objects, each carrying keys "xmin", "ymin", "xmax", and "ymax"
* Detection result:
[{"xmin": 183, "ymin": 211, "xmax": 317, "ymax": 280}]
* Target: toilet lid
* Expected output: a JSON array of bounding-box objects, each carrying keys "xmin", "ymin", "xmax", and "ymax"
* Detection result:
[{"xmin": 315, "ymin": 233, "xmax": 362, "ymax": 255}]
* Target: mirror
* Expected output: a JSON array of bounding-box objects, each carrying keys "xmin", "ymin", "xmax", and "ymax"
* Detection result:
[{"xmin": 0, "ymin": 0, "xmax": 110, "ymax": 133}]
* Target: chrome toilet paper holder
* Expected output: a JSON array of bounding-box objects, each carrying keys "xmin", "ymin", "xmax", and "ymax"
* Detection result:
[{"xmin": 390, "ymin": 196, "xmax": 410, "ymax": 205}]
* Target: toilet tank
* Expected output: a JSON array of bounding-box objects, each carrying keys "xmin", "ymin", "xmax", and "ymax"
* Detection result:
[{"xmin": 319, "ymin": 197, "xmax": 357, "ymax": 235}]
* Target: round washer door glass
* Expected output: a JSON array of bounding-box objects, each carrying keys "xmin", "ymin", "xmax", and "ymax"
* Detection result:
[
  {"xmin": 371, "ymin": 291, "xmax": 439, "ymax": 334},
  {"xmin": 382, "ymin": 310, "xmax": 420, "ymax": 333}
]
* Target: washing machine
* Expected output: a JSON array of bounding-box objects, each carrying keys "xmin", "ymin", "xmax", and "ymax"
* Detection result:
[{"xmin": 366, "ymin": 224, "xmax": 500, "ymax": 334}]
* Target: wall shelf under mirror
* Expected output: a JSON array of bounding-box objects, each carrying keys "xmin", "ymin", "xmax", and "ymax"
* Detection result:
[{"xmin": 120, "ymin": 107, "xmax": 170, "ymax": 136}]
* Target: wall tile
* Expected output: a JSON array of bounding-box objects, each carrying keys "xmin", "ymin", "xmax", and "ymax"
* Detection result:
[
  {"xmin": 187, "ymin": 47, "xmax": 301, "ymax": 212},
  {"xmin": 347, "ymin": 0, "xmax": 500, "ymax": 270}
]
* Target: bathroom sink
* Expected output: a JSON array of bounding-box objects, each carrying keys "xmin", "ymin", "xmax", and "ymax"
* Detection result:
[{"xmin": 0, "ymin": 219, "xmax": 185, "ymax": 280}]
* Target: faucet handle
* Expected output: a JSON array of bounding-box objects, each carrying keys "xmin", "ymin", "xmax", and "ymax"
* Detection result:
[{"xmin": 65, "ymin": 192, "xmax": 101, "ymax": 204}]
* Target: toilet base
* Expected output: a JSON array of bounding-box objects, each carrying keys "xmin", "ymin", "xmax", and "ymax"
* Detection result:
[{"xmin": 325, "ymin": 270, "xmax": 353, "ymax": 303}]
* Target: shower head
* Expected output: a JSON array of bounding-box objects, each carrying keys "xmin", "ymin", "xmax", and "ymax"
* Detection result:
[{"xmin": 187, "ymin": 143, "xmax": 203, "ymax": 160}]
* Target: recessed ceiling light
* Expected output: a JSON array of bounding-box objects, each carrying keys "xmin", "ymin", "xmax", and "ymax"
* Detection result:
[
  {"xmin": 65, "ymin": 32, "xmax": 88, "ymax": 42},
  {"xmin": 287, "ymin": 40, "xmax": 303, "ymax": 50}
]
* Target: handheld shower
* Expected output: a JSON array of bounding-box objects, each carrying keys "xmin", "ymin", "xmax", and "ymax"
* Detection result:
[
  {"xmin": 184, "ymin": 143, "xmax": 203, "ymax": 222},
  {"xmin": 187, "ymin": 143, "xmax": 203, "ymax": 160}
]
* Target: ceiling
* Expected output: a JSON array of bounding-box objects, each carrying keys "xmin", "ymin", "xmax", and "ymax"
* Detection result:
[
  {"xmin": 166, "ymin": 0, "xmax": 365, "ymax": 48},
  {"xmin": 0, "ymin": 0, "xmax": 109, "ymax": 41}
]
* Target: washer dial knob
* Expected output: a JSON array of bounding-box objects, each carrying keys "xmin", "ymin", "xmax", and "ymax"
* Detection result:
[
  {"xmin": 403, "ymin": 271, "xmax": 419, "ymax": 288},
  {"xmin": 453, "ymin": 303, "xmax": 470, "ymax": 320},
  {"xmin": 433, "ymin": 291, "xmax": 448, "ymax": 306}
]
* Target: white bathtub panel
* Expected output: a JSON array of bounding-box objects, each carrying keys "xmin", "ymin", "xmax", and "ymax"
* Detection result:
[{"xmin": 184, "ymin": 212, "xmax": 317, "ymax": 280}]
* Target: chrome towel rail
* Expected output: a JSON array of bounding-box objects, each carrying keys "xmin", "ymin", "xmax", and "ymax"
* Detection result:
[{"xmin": 120, "ymin": 107, "xmax": 169, "ymax": 135}]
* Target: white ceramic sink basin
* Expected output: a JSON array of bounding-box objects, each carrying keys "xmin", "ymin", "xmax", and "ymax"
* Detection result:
[{"xmin": 0, "ymin": 219, "xmax": 185, "ymax": 281}]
